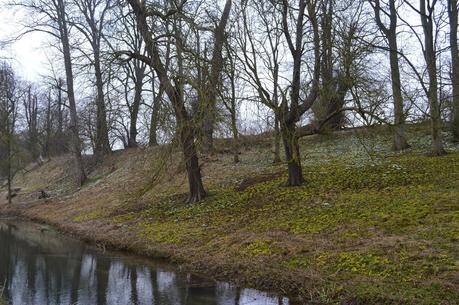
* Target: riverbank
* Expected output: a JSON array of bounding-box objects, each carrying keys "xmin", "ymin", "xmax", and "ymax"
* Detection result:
[{"xmin": 1, "ymin": 124, "xmax": 459, "ymax": 305}]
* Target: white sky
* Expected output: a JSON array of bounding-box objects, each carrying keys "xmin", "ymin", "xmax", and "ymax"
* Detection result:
[{"xmin": 0, "ymin": 0, "xmax": 49, "ymax": 81}]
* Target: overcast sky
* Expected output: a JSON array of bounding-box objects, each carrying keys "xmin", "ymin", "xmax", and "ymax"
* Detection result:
[{"xmin": 0, "ymin": 0, "xmax": 49, "ymax": 81}]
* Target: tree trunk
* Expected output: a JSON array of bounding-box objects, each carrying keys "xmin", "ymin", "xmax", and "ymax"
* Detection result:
[
  {"xmin": 43, "ymin": 92, "xmax": 52, "ymax": 158},
  {"xmin": 149, "ymin": 86, "xmax": 162, "ymax": 147},
  {"xmin": 420, "ymin": 0, "xmax": 446, "ymax": 156},
  {"xmin": 128, "ymin": 65, "xmax": 145, "ymax": 148},
  {"xmin": 272, "ymin": 56, "xmax": 281, "ymax": 164},
  {"xmin": 227, "ymin": 51, "xmax": 240, "ymax": 163},
  {"xmin": 181, "ymin": 123, "xmax": 207, "ymax": 203},
  {"xmin": 449, "ymin": 0, "xmax": 459, "ymax": 141},
  {"xmin": 201, "ymin": 119, "xmax": 214, "ymax": 154},
  {"xmin": 388, "ymin": 32, "xmax": 410, "ymax": 150},
  {"xmin": 317, "ymin": 0, "xmax": 343, "ymax": 130},
  {"xmin": 428, "ymin": 66, "xmax": 445, "ymax": 156},
  {"xmin": 325, "ymin": 88, "xmax": 347, "ymax": 130},
  {"xmin": 24, "ymin": 87, "xmax": 40, "ymax": 160},
  {"xmin": 273, "ymin": 113, "xmax": 281, "ymax": 163},
  {"xmin": 200, "ymin": 0, "xmax": 233, "ymax": 153},
  {"xmin": 94, "ymin": 49, "xmax": 111, "ymax": 157},
  {"xmin": 230, "ymin": 109, "xmax": 239, "ymax": 163},
  {"xmin": 372, "ymin": 0, "xmax": 410, "ymax": 150},
  {"xmin": 280, "ymin": 121, "xmax": 304, "ymax": 186},
  {"xmin": 56, "ymin": 79, "xmax": 64, "ymax": 150},
  {"xmin": 57, "ymin": 0, "xmax": 87, "ymax": 186}
]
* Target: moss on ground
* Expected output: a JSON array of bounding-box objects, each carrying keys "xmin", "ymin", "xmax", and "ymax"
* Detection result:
[{"xmin": 2, "ymin": 124, "xmax": 459, "ymax": 304}]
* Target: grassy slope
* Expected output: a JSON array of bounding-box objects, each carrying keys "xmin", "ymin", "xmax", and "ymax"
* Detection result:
[{"xmin": 1, "ymin": 124, "xmax": 459, "ymax": 305}]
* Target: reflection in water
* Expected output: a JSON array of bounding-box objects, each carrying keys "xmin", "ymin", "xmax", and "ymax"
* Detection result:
[{"xmin": 0, "ymin": 220, "xmax": 290, "ymax": 305}]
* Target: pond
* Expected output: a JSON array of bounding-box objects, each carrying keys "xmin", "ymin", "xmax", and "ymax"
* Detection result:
[{"xmin": 0, "ymin": 218, "xmax": 290, "ymax": 305}]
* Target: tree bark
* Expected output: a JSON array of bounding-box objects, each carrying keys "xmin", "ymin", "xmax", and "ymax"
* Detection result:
[
  {"xmin": 420, "ymin": 0, "xmax": 446, "ymax": 155},
  {"xmin": 57, "ymin": 0, "xmax": 87, "ymax": 185},
  {"xmin": 372, "ymin": 0, "xmax": 410, "ymax": 151},
  {"xmin": 149, "ymin": 84, "xmax": 163, "ymax": 147},
  {"xmin": 181, "ymin": 123, "xmax": 207, "ymax": 203},
  {"xmin": 449, "ymin": 0, "xmax": 459, "ymax": 141},
  {"xmin": 272, "ymin": 51, "xmax": 281, "ymax": 164},
  {"xmin": 228, "ymin": 92, "xmax": 239, "ymax": 164},
  {"xmin": 43, "ymin": 91, "xmax": 52, "ymax": 158},
  {"xmin": 224, "ymin": 40, "xmax": 240, "ymax": 163},
  {"xmin": 317, "ymin": 0, "xmax": 344, "ymax": 130},
  {"xmin": 24, "ymin": 87, "xmax": 40, "ymax": 160},
  {"xmin": 281, "ymin": 121, "xmax": 304, "ymax": 186},
  {"xmin": 273, "ymin": 113, "xmax": 281, "ymax": 163},
  {"xmin": 93, "ymin": 48, "xmax": 111, "ymax": 157},
  {"xmin": 230, "ymin": 111, "xmax": 239, "ymax": 163},
  {"xmin": 128, "ymin": 63, "xmax": 146, "ymax": 148},
  {"xmin": 387, "ymin": 2, "xmax": 409, "ymax": 150},
  {"xmin": 388, "ymin": 37, "xmax": 410, "ymax": 150},
  {"xmin": 200, "ymin": 0, "xmax": 232, "ymax": 153},
  {"xmin": 56, "ymin": 78, "xmax": 65, "ymax": 142}
]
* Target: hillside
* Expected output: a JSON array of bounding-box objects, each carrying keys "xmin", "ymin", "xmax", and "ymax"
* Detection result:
[{"xmin": 1, "ymin": 124, "xmax": 459, "ymax": 305}]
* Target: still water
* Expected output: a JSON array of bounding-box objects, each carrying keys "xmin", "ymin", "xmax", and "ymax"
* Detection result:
[{"xmin": 0, "ymin": 219, "xmax": 290, "ymax": 305}]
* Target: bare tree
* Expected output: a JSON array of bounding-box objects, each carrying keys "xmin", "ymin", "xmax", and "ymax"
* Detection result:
[
  {"xmin": 237, "ymin": 0, "xmax": 321, "ymax": 184},
  {"xmin": 0, "ymin": 63, "xmax": 22, "ymax": 204},
  {"xmin": 41, "ymin": 90, "xmax": 53, "ymax": 158},
  {"xmin": 23, "ymin": 85, "xmax": 40, "ymax": 160},
  {"xmin": 199, "ymin": 0, "xmax": 233, "ymax": 153},
  {"xmin": 15, "ymin": 0, "xmax": 88, "ymax": 184},
  {"xmin": 123, "ymin": 0, "xmax": 207, "ymax": 203},
  {"xmin": 149, "ymin": 71, "xmax": 164, "ymax": 147},
  {"xmin": 72, "ymin": 0, "xmax": 112, "ymax": 157},
  {"xmin": 369, "ymin": 0, "xmax": 410, "ymax": 150},
  {"xmin": 314, "ymin": 0, "xmax": 349, "ymax": 131},
  {"xmin": 235, "ymin": 0, "xmax": 284, "ymax": 163},
  {"xmin": 222, "ymin": 37, "xmax": 240, "ymax": 163},
  {"xmin": 48, "ymin": 76, "xmax": 70, "ymax": 155},
  {"xmin": 57, "ymin": 0, "xmax": 88, "ymax": 183},
  {"xmin": 278, "ymin": 0, "xmax": 320, "ymax": 185},
  {"xmin": 418, "ymin": 0, "xmax": 446, "ymax": 155}
]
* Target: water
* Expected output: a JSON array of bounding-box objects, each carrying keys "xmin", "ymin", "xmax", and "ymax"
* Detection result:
[{"xmin": 0, "ymin": 219, "xmax": 290, "ymax": 305}]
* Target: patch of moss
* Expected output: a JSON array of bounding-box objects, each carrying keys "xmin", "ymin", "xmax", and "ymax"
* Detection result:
[
  {"xmin": 243, "ymin": 240, "xmax": 278, "ymax": 257},
  {"xmin": 352, "ymin": 281, "xmax": 459, "ymax": 305},
  {"xmin": 73, "ymin": 210, "xmax": 107, "ymax": 222},
  {"xmin": 137, "ymin": 221, "xmax": 206, "ymax": 245},
  {"xmin": 286, "ymin": 256, "xmax": 311, "ymax": 269},
  {"xmin": 112, "ymin": 212, "xmax": 137, "ymax": 224}
]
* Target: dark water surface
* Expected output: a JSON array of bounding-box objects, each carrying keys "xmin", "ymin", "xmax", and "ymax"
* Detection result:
[{"xmin": 0, "ymin": 219, "xmax": 290, "ymax": 305}]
